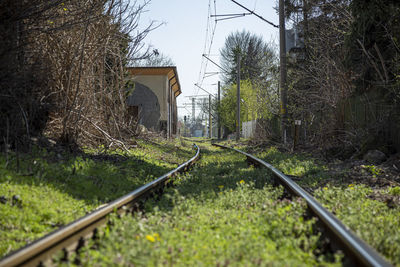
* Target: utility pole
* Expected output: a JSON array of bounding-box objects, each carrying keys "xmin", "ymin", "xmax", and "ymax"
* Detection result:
[
  {"xmin": 209, "ymin": 94, "xmax": 212, "ymax": 138},
  {"xmin": 279, "ymin": 0, "xmax": 288, "ymax": 144},
  {"xmin": 236, "ymin": 54, "xmax": 241, "ymax": 141},
  {"xmin": 217, "ymin": 81, "xmax": 221, "ymax": 139},
  {"xmin": 192, "ymin": 97, "xmax": 195, "ymax": 124}
]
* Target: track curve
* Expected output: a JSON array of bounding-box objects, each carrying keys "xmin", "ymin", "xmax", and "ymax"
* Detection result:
[
  {"xmin": 212, "ymin": 143, "xmax": 391, "ymax": 267},
  {"xmin": 0, "ymin": 144, "xmax": 200, "ymax": 267}
]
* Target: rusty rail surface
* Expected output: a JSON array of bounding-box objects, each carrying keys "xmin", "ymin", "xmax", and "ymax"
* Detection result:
[
  {"xmin": 0, "ymin": 144, "xmax": 200, "ymax": 267},
  {"xmin": 212, "ymin": 143, "xmax": 391, "ymax": 267}
]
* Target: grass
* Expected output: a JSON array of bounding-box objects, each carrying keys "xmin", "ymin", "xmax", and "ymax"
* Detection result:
[
  {"xmin": 0, "ymin": 138, "xmax": 194, "ymax": 257},
  {"xmin": 2, "ymin": 138, "xmax": 399, "ymax": 265},
  {"xmin": 77, "ymin": 143, "xmax": 342, "ymax": 266},
  {"xmin": 314, "ymin": 184, "xmax": 400, "ymax": 265},
  {"xmin": 235, "ymin": 142, "xmax": 400, "ymax": 265}
]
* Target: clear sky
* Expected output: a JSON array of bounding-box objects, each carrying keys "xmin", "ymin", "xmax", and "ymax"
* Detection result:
[{"xmin": 139, "ymin": 0, "xmax": 279, "ymax": 118}]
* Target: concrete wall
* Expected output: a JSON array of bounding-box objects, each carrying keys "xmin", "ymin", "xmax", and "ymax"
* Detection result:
[
  {"xmin": 126, "ymin": 82, "xmax": 161, "ymax": 130},
  {"xmin": 131, "ymin": 75, "xmax": 168, "ymax": 121},
  {"xmin": 127, "ymin": 74, "xmax": 179, "ymax": 135}
]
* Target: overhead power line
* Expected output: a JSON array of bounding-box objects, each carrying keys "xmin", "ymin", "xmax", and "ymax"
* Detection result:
[
  {"xmin": 194, "ymin": 83, "xmax": 217, "ymax": 98},
  {"xmin": 196, "ymin": 0, "xmax": 218, "ymax": 95},
  {"xmin": 211, "ymin": 12, "xmax": 252, "ymax": 22},
  {"xmin": 230, "ymin": 0, "xmax": 278, "ymax": 28},
  {"xmin": 202, "ymin": 54, "xmax": 229, "ymax": 73}
]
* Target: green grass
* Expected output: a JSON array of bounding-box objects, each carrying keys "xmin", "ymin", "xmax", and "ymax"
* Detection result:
[
  {"xmin": 245, "ymin": 146, "xmax": 329, "ymax": 187},
  {"xmin": 3, "ymin": 139, "xmax": 399, "ymax": 265},
  {"xmin": 314, "ymin": 184, "xmax": 400, "ymax": 265},
  {"xmin": 0, "ymin": 138, "xmax": 194, "ymax": 257},
  {"xmin": 77, "ymin": 143, "xmax": 342, "ymax": 266},
  {"xmin": 237, "ymin": 142, "xmax": 400, "ymax": 265}
]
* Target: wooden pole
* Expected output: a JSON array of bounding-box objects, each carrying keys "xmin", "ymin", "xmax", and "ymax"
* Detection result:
[
  {"xmin": 236, "ymin": 54, "xmax": 241, "ymax": 141},
  {"xmin": 209, "ymin": 94, "xmax": 212, "ymax": 138},
  {"xmin": 218, "ymin": 81, "xmax": 221, "ymax": 139},
  {"xmin": 279, "ymin": 0, "xmax": 288, "ymax": 144}
]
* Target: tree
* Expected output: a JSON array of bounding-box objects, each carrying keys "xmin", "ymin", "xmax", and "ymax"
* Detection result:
[
  {"xmin": 132, "ymin": 49, "xmax": 175, "ymax": 67},
  {"xmin": 219, "ymin": 79, "xmax": 278, "ymax": 132},
  {"xmin": 284, "ymin": 0, "xmax": 400, "ymax": 153},
  {"xmin": 346, "ymin": 0, "xmax": 400, "ymax": 95},
  {"xmin": 0, "ymin": 0, "xmax": 157, "ymax": 149},
  {"xmin": 220, "ymin": 30, "xmax": 276, "ymax": 84},
  {"xmin": 282, "ymin": 0, "xmax": 354, "ymax": 146}
]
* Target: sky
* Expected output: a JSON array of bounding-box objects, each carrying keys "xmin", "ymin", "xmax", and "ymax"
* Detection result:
[{"xmin": 138, "ymin": 0, "xmax": 280, "ymax": 119}]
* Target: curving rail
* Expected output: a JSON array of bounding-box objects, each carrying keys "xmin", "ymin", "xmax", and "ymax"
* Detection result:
[
  {"xmin": 212, "ymin": 143, "xmax": 391, "ymax": 267},
  {"xmin": 0, "ymin": 144, "xmax": 200, "ymax": 267}
]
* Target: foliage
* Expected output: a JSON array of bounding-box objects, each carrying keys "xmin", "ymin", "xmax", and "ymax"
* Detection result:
[
  {"xmin": 132, "ymin": 49, "xmax": 175, "ymax": 67},
  {"xmin": 78, "ymin": 143, "xmax": 342, "ymax": 266},
  {"xmin": 217, "ymin": 30, "xmax": 279, "ymax": 137},
  {"xmin": 361, "ymin": 165, "xmax": 383, "ymax": 176},
  {"xmin": 240, "ymin": 141, "xmax": 400, "ymax": 264},
  {"xmin": 346, "ymin": 0, "xmax": 400, "ymax": 92},
  {"xmin": 220, "ymin": 30, "xmax": 277, "ymax": 85},
  {"xmin": 315, "ymin": 184, "xmax": 400, "ymax": 264},
  {"xmin": 219, "ymin": 80, "xmax": 278, "ymax": 132},
  {"xmin": 0, "ymin": 138, "xmax": 194, "ymax": 257},
  {"xmin": 284, "ymin": 0, "xmax": 400, "ymax": 151},
  {"xmin": 0, "ymin": 0, "xmax": 157, "ymax": 149},
  {"xmin": 285, "ymin": 0, "xmax": 354, "ymax": 144},
  {"xmin": 250, "ymin": 146, "xmax": 328, "ymax": 186}
]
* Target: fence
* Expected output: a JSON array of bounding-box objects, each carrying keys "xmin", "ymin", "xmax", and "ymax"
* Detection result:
[
  {"xmin": 242, "ymin": 120, "xmax": 257, "ymax": 138},
  {"xmin": 339, "ymin": 89, "xmax": 400, "ymax": 151}
]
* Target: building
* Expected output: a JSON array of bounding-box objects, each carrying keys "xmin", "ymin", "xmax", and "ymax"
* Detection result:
[{"xmin": 126, "ymin": 67, "xmax": 181, "ymax": 138}]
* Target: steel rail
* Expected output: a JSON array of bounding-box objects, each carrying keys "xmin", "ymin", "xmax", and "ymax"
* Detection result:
[
  {"xmin": 0, "ymin": 144, "xmax": 200, "ymax": 267},
  {"xmin": 212, "ymin": 143, "xmax": 391, "ymax": 267}
]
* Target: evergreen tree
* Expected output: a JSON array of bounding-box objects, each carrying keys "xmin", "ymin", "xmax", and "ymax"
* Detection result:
[{"xmin": 220, "ymin": 30, "xmax": 276, "ymax": 84}]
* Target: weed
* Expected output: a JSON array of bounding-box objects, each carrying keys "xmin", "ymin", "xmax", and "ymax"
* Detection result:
[
  {"xmin": 0, "ymin": 139, "xmax": 194, "ymax": 257},
  {"xmin": 78, "ymin": 143, "xmax": 342, "ymax": 266},
  {"xmin": 361, "ymin": 164, "xmax": 383, "ymax": 176}
]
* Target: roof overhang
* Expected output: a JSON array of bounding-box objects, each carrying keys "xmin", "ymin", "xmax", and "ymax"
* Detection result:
[{"xmin": 126, "ymin": 66, "xmax": 182, "ymax": 97}]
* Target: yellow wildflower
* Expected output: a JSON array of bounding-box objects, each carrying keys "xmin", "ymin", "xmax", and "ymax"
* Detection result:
[
  {"xmin": 239, "ymin": 180, "xmax": 245, "ymax": 184},
  {"xmin": 63, "ymin": 7, "xmax": 68, "ymax": 11},
  {"xmin": 145, "ymin": 235, "xmax": 155, "ymax": 242},
  {"xmin": 153, "ymin": 233, "xmax": 160, "ymax": 241},
  {"xmin": 323, "ymin": 187, "xmax": 328, "ymax": 190},
  {"xmin": 218, "ymin": 185, "xmax": 224, "ymax": 189}
]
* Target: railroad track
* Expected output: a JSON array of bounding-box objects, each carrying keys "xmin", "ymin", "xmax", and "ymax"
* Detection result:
[
  {"xmin": 212, "ymin": 143, "xmax": 391, "ymax": 267},
  {"xmin": 0, "ymin": 144, "xmax": 200, "ymax": 267},
  {"xmin": 1, "ymin": 142, "xmax": 393, "ymax": 266}
]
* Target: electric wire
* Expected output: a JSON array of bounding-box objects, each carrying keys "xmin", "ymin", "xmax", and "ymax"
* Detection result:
[{"xmin": 195, "ymin": 0, "xmax": 218, "ymax": 96}]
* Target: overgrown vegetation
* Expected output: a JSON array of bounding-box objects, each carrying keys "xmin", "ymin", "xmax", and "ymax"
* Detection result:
[
  {"xmin": 214, "ymin": 1, "xmax": 400, "ymax": 154},
  {"xmin": 1, "ymin": 140, "xmax": 399, "ymax": 265},
  {"xmin": 0, "ymin": 0, "xmax": 156, "ymax": 150},
  {"xmin": 215, "ymin": 30, "xmax": 279, "ymax": 137},
  {"xmin": 244, "ymin": 141, "xmax": 400, "ymax": 264},
  {"xmin": 315, "ymin": 184, "xmax": 400, "ymax": 263},
  {"xmin": 284, "ymin": 0, "xmax": 400, "ymax": 153},
  {"xmin": 0, "ymin": 139, "xmax": 194, "ymax": 257},
  {"xmin": 77, "ymin": 143, "xmax": 343, "ymax": 266},
  {"xmin": 76, "ymin": 141, "xmax": 399, "ymax": 265}
]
